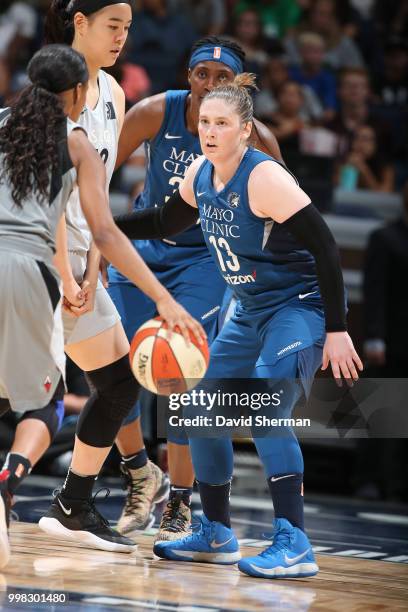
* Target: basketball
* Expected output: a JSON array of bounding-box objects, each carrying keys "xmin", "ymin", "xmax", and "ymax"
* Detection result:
[{"xmin": 129, "ymin": 317, "xmax": 210, "ymax": 395}]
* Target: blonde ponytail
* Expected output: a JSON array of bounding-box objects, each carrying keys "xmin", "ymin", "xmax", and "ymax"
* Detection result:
[{"xmin": 232, "ymin": 72, "xmax": 258, "ymax": 90}]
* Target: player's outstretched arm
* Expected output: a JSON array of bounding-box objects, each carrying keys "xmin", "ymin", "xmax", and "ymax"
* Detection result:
[
  {"xmin": 249, "ymin": 161, "xmax": 363, "ymax": 383},
  {"xmin": 114, "ymin": 156, "xmax": 204, "ymax": 240},
  {"xmin": 68, "ymin": 128, "xmax": 205, "ymax": 343}
]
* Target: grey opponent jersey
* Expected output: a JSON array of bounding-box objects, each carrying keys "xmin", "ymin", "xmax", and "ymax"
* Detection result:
[
  {"xmin": 65, "ymin": 70, "xmax": 118, "ymax": 255},
  {"xmin": 0, "ymin": 109, "xmax": 79, "ymax": 265}
]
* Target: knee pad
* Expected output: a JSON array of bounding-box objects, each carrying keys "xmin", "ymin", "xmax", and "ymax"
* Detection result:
[
  {"xmin": 21, "ymin": 378, "xmax": 65, "ymax": 440},
  {"xmin": 77, "ymin": 355, "xmax": 140, "ymax": 448},
  {"xmin": 121, "ymin": 399, "xmax": 141, "ymax": 426}
]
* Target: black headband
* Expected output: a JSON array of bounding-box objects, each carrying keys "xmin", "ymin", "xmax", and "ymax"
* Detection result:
[{"xmin": 67, "ymin": 0, "xmax": 131, "ymax": 17}]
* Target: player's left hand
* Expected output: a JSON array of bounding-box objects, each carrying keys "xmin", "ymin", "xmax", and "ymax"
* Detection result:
[
  {"xmin": 62, "ymin": 278, "xmax": 85, "ymax": 317},
  {"xmin": 321, "ymin": 331, "xmax": 363, "ymax": 386},
  {"xmin": 68, "ymin": 279, "xmax": 97, "ymax": 317}
]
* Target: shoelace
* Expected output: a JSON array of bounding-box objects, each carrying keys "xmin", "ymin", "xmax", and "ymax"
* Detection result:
[
  {"xmin": 53, "ymin": 487, "xmax": 111, "ymax": 528},
  {"xmin": 161, "ymin": 496, "xmax": 189, "ymax": 533},
  {"xmin": 86, "ymin": 488, "xmax": 111, "ymax": 528},
  {"xmin": 259, "ymin": 529, "xmax": 294, "ymax": 558},
  {"xmin": 120, "ymin": 465, "xmax": 148, "ymax": 514},
  {"xmin": 186, "ymin": 515, "xmax": 213, "ymax": 543}
]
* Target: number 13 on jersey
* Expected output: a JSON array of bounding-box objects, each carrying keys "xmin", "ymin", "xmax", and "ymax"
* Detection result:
[{"xmin": 208, "ymin": 235, "xmax": 240, "ymax": 272}]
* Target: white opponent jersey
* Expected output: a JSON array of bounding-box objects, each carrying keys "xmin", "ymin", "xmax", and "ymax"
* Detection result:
[
  {"xmin": 65, "ymin": 70, "xmax": 119, "ymax": 255},
  {"xmin": 0, "ymin": 109, "xmax": 78, "ymax": 265}
]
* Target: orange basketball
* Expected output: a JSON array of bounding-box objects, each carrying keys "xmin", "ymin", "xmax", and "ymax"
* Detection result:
[{"xmin": 129, "ymin": 317, "xmax": 209, "ymax": 396}]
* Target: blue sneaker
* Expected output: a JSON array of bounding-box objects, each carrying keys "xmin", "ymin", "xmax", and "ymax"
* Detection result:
[
  {"xmin": 238, "ymin": 518, "xmax": 318, "ymax": 579},
  {"xmin": 153, "ymin": 514, "xmax": 241, "ymax": 564}
]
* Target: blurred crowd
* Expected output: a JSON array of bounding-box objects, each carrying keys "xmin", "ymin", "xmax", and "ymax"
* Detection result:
[
  {"xmin": 0, "ymin": 0, "xmax": 407, "ymax": 503},
  {"xmin": 1, "ymin": 0, "xmax": 407, "ymax": 195}
]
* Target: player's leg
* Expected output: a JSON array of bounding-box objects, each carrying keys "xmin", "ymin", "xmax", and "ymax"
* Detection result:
[
  {"xmin": 110, "ymin": 259, "xmax": 226, "ymax": 541},
  {"xmin": 155, "ymin": 262, "xmax": 225, "ymax": 541},
  {"xmin": 0, "ymin": 255, "xmax": 66, "ymax": 567},
  {"xmin": 0, "ymin": 380, "xmax": 65, "ymax": 569},
  {"xmin": 108, "ymin": 278, "xmax": 170, "ymax": 534},
  {"xmin": 39, "ymin": 319, "xmax": 138, "ymax": 552},
  {"xmin": 154, "ymin": 310, "xmax": 259, "ymax": 564},
  {"xmin": 238, "ymin": 306, "xmax": 324, "ymax": 578}
]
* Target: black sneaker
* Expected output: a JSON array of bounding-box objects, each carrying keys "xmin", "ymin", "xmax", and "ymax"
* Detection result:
[
  {"xmin": 39, "ymin": 489, "xmax": 136, "ymax": 553},
  {"xmin": 0, "ymin": 473, "xmax": 11, "ymax": 568}
]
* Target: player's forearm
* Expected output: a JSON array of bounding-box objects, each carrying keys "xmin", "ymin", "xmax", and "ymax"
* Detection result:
[
  {"xmin": 114, "ymin": 190, "xmax": 199, "ymax": 239},
  {"xmin": 83, "ymin": 242, "xmax": 101, "ymax": 287},
  {"xmin": 54, "ymin": 214, "xmax": 75, "ymax": 284},
  {"xmin": 282, "ymin": 204, "xmax": 347, "ymax": 332}
]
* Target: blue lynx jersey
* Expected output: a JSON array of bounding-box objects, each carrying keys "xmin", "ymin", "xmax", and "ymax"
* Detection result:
[
  {"xmin": 135, "ymin": 89, "xmax": 204, "ymax": 249},
  {"xmin": 194, "ymin": 147, "xmax": 322, "ymax": 313}
]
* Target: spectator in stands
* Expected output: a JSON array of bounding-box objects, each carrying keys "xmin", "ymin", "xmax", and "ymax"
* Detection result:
[
  {"xmin": 0, "ymin": 1, "xmax": 37, "ymax": 72},
  {"xmin": 336, "ymin": 125, "xmax": 395, "ymax": 192},
  {"xmin": 229, "ymin": 9, "xmax": 269, "ymax": 76},
  {"xmin": 326, "ymin": 68, "xmax": 390, "ymax": 157},
  {"xmin": 233, "ymin": 0, "xmax": 302, "ymax": 40},
  {"xmin": 255, "ymin": 55, "xmax": 323, "ymax": 122},
  {"xmin": 289, "ymin": 31, "xmax": 337, "ymax": 122},
  {"xmin": 266, "ymin": 80, "xmax": 308, "ymax": 156},
  {"xmin": 352, "ymin": 181, "xmax": 408, "ymax": 503},
  {"xmin": 373, "ymin": 37, "xmax": 408, "ymax": 107},
  {"xmin": 127, "ymin": 0, "xmax": 197, "ymax": 93},
  {"xmin": 171, "ymin": 0, "xmax": 226, "ymax": 36},
  {"xmin": 286, "ymin": 0, "xmax": 364, "ymax": 70},
  {"xmin": 363, "ymin": 181, "xmax": 408, "ymax": 374},
  {"xmin": 375, "ymin": 0, "xmax": 408, "ymax": 40}
]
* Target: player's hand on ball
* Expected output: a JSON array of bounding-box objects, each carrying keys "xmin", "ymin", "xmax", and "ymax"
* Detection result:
[
  {"xmin": 155, "ymin": 294, "xmax": 207, "ymax": 346},
  {"xmin": 321, "ymin": 331, "xmax": 363, "ymax": 386}
]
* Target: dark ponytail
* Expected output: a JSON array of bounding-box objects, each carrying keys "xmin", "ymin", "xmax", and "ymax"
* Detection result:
[
  {"xmin": 45, "ymin": 0, "xmax": 75, "ymax": 45},
  {"xmin": 0, "ymin": 45, "xmax": 88, "ymax": 208}
]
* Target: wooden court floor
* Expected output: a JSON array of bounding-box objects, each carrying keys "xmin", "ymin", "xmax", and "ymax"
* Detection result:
[{"xmin": 1, "ymin": 522, "xmax": 407, "ymax": 611}]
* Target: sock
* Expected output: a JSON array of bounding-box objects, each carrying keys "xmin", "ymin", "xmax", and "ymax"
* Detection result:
[
  {"xmin": 267, "ymin": 473, "xmax": 304, "ymax": 531},
  {"xmin": 197, "ymin": 480, "xmax": 231, "ymax": 528},
  {"xmin": 169, "ymin": 484, "xmax": 193, "ymax": 507},
  {"xmin": 1, "ymin": 453, "xmax": 32, "ymax": 495},
  {"xmin": 61, "ymin": 468, "xmax": 97, "ymax": 501},
  {"xmin": 121, "ymin": 448, "xmax": 148, "ymax": 470}
]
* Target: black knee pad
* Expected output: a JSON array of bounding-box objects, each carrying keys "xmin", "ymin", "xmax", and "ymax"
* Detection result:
[
  {"xmin": 21, "ymin": 378, "xmax": 65, "ymax": 440},
  {"xmin": 77, "ymin": 355, "xmax": 140, "ymax": 448}
]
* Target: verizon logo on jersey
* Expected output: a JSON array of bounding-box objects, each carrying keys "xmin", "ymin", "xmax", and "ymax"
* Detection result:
[{"xmin": 223, "ymin": 272, "xmax": 256, "ymax": 285}]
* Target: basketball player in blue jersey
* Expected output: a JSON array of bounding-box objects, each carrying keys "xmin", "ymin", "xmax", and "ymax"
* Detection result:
[
  {"xmin": 109, "ymin": 37, "xmax": 282, "ymax": 541},
  {"xmin": 114, "ymin": 72, "xmax": 363, "ymax": 578}
]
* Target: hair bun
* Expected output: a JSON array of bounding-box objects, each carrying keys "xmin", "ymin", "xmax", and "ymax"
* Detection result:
[{"xmin": 233, "ymin": 73, "xmax": 258, "ymax": 91}]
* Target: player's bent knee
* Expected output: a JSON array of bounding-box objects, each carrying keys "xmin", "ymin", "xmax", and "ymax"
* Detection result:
[{"xmin": 77, "ymin": 355, "xmax": 140, "ymax": 447}]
